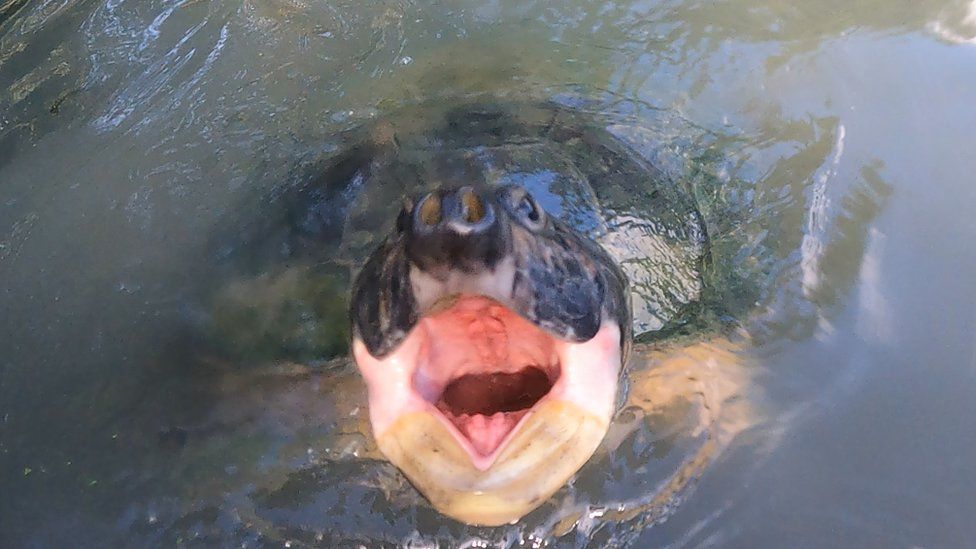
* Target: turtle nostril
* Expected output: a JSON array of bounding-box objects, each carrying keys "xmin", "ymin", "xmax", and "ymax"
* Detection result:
[
  {"xmin": 417, "ymin": 193, "xmax": 442, "ymax": 227},
  {"xmin": 413, "ymin": 188, "xmax": 494, "ymax": 237},
  {"xmin": 460, "ymin": 188, "xmax": 486, "ymax": 224}
]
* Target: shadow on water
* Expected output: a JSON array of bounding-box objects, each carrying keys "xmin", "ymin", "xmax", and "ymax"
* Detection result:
[{"xmin": 0, "ymin": 0, "xmax": 946, "ymax": 545}]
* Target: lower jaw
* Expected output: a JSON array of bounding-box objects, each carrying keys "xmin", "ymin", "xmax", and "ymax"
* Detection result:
[{"xmin": 374, "ymin": 400, "xmax": 610, "ymax": 526}]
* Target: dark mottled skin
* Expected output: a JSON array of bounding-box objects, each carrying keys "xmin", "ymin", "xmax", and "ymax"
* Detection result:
[
  {"xmin": 350, "ymin": 184, "xmax": 632, "ymax": 361},
  {"xmin": 349, "ymin": 235, "xmax": 417, "ymax": 357}
]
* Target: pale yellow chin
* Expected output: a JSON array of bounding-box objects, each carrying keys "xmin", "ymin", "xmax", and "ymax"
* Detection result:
[{"xmin": 375, "ymin": 400, "xmax": 610, "ymax": 526}]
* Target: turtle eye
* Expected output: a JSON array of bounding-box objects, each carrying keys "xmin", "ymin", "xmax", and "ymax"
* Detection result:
[
  {"xmin": 509, "ymin": 188, "xmax": 546, "ymax": 230},
  {"xmin": 517, "ymin": 195, "xmax": 536, "ymax": 220}
]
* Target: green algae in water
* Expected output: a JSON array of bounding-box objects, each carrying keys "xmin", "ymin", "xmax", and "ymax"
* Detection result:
[{"xmin": 207, "ymin": 267, "xmax": 349, "ymax": 364}]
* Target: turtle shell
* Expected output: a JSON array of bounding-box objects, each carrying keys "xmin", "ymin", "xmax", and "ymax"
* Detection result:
[
  {"xmin": 335, "ymin": 101, "xmax": 707, "ymax": 336},
  {"xmin": 214, "ymin": 100, "xmax": 708, "ymax": 342}
]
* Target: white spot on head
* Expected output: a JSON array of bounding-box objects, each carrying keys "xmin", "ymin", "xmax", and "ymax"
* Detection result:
[{"xmin": 409, "ymin": 256, "xmax": 517, "ymax": 313}]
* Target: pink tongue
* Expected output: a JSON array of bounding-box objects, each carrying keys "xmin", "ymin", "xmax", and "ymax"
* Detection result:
[{"xmin": 451, "ymin": 411, "xmax": 527, "ymax": 456}]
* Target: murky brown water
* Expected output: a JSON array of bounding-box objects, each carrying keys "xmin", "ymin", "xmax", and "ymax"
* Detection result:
[{"xmin": 2, "ymin": 0, "xmax": 976, "ymax": 546}]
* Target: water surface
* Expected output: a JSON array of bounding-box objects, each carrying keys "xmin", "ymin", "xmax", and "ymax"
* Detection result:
[{"xmin": 2, "ymin": 0, "xmax": 976, "ymax": 546}]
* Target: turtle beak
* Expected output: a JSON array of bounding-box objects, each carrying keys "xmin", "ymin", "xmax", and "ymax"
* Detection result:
[{"xmin": 352, "ymin": 297, "xmax": 621, "ymax": 525}]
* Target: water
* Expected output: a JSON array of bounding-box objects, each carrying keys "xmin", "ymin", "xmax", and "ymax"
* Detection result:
[{"xmin": 2, "ymin": 0, "xmax": 976, "ymax": 546}]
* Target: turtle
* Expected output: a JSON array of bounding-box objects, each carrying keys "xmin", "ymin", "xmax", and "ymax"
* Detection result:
[
  {"xmin": 198, "ymin": 99, "xmax": 759, "ymax": 536},
  {"xmin": 349, "ymin": 182, "xmax": 631, "ymax": 526}
]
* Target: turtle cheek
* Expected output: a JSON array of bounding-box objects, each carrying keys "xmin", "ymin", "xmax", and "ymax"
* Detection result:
[
  {"xmin": 350, "ymin": 235, "xmax": 420, "ymax": 358},
  {"xmin": 508, "ymin": 259, "xmax": 604, "ymax": 343},
  {"xmin": 550, "ymin": 320, "xmax": 623, "ymax": 423},
  {"xmin": 352, "ymin": 332, "xmax": 431, "ymax": 438}
]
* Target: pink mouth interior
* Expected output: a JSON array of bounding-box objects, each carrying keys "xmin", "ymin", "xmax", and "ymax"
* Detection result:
[{"xmin": 413, "ymin": 296, "xmax": 561, "ymax": 458}]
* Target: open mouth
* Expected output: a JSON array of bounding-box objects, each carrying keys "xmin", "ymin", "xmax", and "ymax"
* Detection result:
[
  {"xmin": 353, "ymin": 291, "xmax": 621, "ymax": 474},
  {"xmin": 410, "ymin": 295, "xmax": 562, "ymax": 464},
  {"xmin": 435, "ymin": 366, "xmax": 555, "ymax": 457}
]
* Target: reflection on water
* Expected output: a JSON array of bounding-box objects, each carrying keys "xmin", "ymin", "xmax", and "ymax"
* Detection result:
[
  {"xmin": 931, "ymin": 1, "xmax": 976, "ymax": 44},
  {"xmin": 3, "ymin": 0, "xmax": 976, "ymax": 546}
]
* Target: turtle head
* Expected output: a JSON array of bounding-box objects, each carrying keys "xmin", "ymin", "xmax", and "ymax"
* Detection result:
[{"xmin": 350, "ymin": 184, "xmax": 631, "ymax": 525}]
